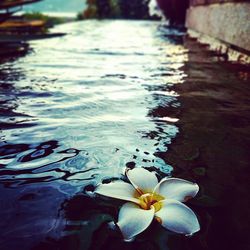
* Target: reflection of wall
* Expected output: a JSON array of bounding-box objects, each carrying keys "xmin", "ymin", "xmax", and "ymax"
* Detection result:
[{"xmin": 165, "ymin": 36, "xmax": 250, "ymax": 250}]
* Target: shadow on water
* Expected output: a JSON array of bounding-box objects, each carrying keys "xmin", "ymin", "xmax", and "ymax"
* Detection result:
[
  {"xmin": 0, "ymin": 21, "xmax": 250, "ymax": 250},
  {"xmin": 30, "ymin": 193, "xmax": 173, "ymax": 250},
  {"xmin": 0, "ymin": 47, "xmax": 35, "ymax": 137},
  {"xmin": 161, "ymin": 38, "xmax": 250, "ymax": 250}
]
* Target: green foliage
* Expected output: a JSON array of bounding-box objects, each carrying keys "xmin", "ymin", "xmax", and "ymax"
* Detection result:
[
  {"xmin": 118, "ymin": 0, "xmax": 151, "ymax": 19},
  {"xmin": 22, "ymin": 12, "xmax": 69, "ymax": 27},
  {"xmin": 80, "ymin": 0, "xmax": 153, "ymax": 20}
]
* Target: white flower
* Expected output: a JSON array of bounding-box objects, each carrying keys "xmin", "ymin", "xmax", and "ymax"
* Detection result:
[{"xmin": 95, "ymin": 168, "xmax": 200, "ymax": 241}]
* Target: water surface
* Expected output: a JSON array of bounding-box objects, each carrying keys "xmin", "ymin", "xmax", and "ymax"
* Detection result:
[{"xmin": 0, "ymin": 20, "xmax": 249, "ymax": 250}]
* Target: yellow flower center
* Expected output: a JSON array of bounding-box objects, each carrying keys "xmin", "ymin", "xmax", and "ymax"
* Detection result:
[{"xmin": 138, "ymin": 192, "xmax": 164, "ymax": 212}]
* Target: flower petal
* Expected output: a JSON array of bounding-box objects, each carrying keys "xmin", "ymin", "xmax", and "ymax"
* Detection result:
[
  {"xmin": 117, "ymin": 202, "xmax": 155, "ymax": 240},
  {"xmin": 154, "ymin": 178, "xmax": 199, "ymax": 202},
  {"xmin": 155, "ymin": 199, "xmax": 200, "ymax": 235},
  {"xmin": 95, "ymin": 181, "xmax": 140, "ymax": 204},
  {"xmin": 126, "ymin": 168, "xmax": 159, "ymax": 193}
]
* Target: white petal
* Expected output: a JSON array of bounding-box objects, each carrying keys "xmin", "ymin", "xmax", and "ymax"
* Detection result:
[
  {"xmin": 95, "ymin": 181, "xmax": 140, "ymax": 204},
  {"xmin": 154, "ymin": 178, "xmax": 199, "ymax": 202},
  {"xmin": 117, "ymin": 202, "xmax": 155, "ymax": 240},
  {"xmin": 155, "ymin": 199, "xmax": 200, "ymax": 235},
  {"xmin": 126, "ymin": 168, "xmax": 159, "ymax": 193}
]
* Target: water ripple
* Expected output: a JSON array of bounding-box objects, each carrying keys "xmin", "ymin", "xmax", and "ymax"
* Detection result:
[{"xmin": 0, "ymin": 20, "xmax": 186, "ymax": 249}]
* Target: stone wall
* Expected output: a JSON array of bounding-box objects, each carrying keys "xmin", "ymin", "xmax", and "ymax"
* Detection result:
[{"xmin": 185, "ymin": 0, "xmax": 250, "ymax": 62}]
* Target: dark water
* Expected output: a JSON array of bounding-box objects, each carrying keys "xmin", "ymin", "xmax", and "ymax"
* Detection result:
[{"xmin": 0, "ymin": 20, "xmax": 249, "ymax": 250}]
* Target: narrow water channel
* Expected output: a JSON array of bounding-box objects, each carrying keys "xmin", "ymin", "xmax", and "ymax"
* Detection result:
[{"xmin": 0, "ymin": 20, "xmax": 249, "ymax": 250}]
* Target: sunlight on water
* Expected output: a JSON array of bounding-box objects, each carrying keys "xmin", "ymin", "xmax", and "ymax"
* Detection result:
[
  {"xmin": 0, "ymin": 21, "xmax": 186, "ymax": 188},
  {"xmin": 0, "ymin": 20, "xmax": 188, "ymax": 249}
]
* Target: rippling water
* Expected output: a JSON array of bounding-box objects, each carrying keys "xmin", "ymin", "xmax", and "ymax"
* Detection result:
[
  {"xmin": 1, "ymin": 20, "xmax": 250, "ymax": 250},
  {"xmin": 0, "ymin": 20, "xmax": 185, "ymax": 249},
  {"xmin": 0, "ymin": 21, "xmax": 185, "ymax": 185}
]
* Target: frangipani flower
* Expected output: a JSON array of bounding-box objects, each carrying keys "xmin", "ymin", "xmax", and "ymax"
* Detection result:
[{"xmin": 95, "ymin": 168, "xmax": 200, "ymax": 241}]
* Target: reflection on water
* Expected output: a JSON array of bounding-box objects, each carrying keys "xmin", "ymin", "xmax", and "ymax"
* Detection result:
[
  {"xmin": 0, "ymin": 21, "xmax": 184, "ymax": 187},
  {"xmin": 0, "ymin": 20, "xmax": 183, "ymax": 250},
  {"xmin": 0, "ymin": 20, "xmax": 249, "ymax": 250}
]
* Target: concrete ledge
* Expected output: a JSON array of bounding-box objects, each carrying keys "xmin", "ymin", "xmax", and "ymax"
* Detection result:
[
  {"xmin": 189, "ymin": 0, "xmax": 247, "ymax": 7},
  {"xmin": 186, "ymin": 3, "xmax": 250, "ymax": 54}
]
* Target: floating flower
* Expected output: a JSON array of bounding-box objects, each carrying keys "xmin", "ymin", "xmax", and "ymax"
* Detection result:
[{"xmin": 95, "ymin": 168, "xmax": 200, "ymax": 241}]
